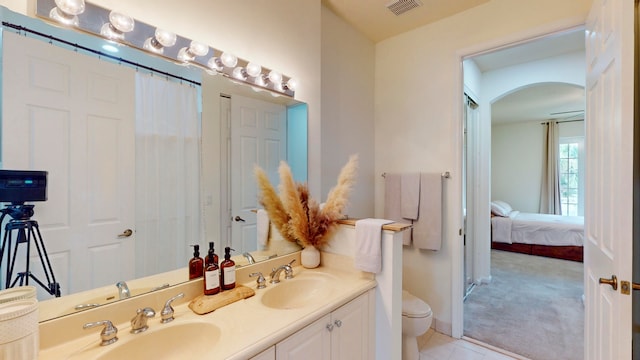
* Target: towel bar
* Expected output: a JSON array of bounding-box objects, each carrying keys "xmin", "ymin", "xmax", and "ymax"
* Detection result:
[{"xmin": 381, "ymin": 171, "xmax": 451, "ymax": 179}]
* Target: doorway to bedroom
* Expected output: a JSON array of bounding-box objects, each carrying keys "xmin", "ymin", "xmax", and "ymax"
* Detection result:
[{"xmin": 461, "ymin": 29, "xmax": 586, "ymax": 360}]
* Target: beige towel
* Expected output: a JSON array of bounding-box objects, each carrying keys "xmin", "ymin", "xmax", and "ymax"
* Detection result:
[
  {"xmin": 354, "ymin": 218, "xmax": 394, "ymax": 273},
  {"xmin": 384, "ymin": 173, "xmax": 411, "ymax": 245},
  {"xmin": 412, "ymin": 173, "xmax": 442, "ymax": 250},
  {"xmin": 257, "ymin": 209, "xmax": 270, "ymax": 249},
  {"xmin": 401, "ymin": 173, "xmax": 420, "ymax": 220}
]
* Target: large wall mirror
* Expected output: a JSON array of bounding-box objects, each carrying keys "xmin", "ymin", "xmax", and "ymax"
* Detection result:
[{"xmin": 0, "ymin": 7, "xmax": 306, "ymax": 321}]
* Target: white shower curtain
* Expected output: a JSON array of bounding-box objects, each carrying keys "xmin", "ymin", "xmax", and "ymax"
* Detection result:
[{"xmin": 135, "ymin": 73, "xmax": 201, "ymax": 277}]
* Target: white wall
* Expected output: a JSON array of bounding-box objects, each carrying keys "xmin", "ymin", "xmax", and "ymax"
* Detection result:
[
  {"xmin": 320, "ymin": 6, "xmax": 376, "ymax": 218},
  {"xmin": 486, "ymin": 51, "xmax": 586, "ymax": 212},
  {"xmin": 492, "ymin": 120, "xmax": 585, "ymax": 213},
  {"xmin": 375, "ymin": 0, "xmax": 591, "ymax": 335}
]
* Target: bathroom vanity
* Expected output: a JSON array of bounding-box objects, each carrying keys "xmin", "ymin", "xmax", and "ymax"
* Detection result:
[{"xmin": 37, "ymin": 251, "xmax": 376, "ymax": 359}]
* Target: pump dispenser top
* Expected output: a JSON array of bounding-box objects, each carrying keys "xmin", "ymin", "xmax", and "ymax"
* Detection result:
[{"xmin": 205, "ymin": 241, "xmax": 218, "ymax": 267}]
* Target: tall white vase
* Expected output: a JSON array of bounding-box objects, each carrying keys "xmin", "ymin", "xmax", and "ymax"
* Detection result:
[{"xmin": 301, "ymin": 245, "xmax": 320, "ymax": 268}]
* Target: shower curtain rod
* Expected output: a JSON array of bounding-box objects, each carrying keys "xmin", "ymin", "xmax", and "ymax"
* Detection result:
[{"xmin": 2, "ymin": 22, "xmax": 201, "ymax": 87}]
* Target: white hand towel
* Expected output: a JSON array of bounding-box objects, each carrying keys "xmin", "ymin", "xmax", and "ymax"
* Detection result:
[
  {"xmin": 257, "ymin": 209, "xmax": 270, "ymax": 249},
  {"xmin": 401, "ymin": 173, "xmax": 420, "ymax": 220},
  {"xmin": 354, "ymin": 218, "xmax": 394, "ymax": 273},
  {"xmin": 384, "ymin": 173, "xmax": 411, "ymax": 246},
  {"xmin": 412, "ymin": 173, "xmax": 442, "ymax": 251}
]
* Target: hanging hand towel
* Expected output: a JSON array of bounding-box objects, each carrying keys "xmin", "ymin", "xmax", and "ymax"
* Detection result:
[
  {"xmin": 354, "ymin": 218, "xmax": 394, "ymax": 273},
  {"xmin": 401, "ymin": 173, "xmax": 420, "ymax": 220},
  {"xmin": 384, "ymin": 173, "xmax": 412, "ymax": 245},
  {"xmin": 257, "ymin": 209, "xmax": 270, "ymax": 249},
  {"xmin": 412, "ymin": 173, "xmax": 442, "ymax": 251}
]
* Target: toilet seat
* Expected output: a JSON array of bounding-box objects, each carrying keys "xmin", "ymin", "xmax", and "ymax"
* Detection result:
[{"xmin": 402, "ymin": 290, "xmax": 432, "ymax": 318}]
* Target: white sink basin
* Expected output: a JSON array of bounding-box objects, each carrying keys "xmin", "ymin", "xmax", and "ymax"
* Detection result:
[
  {"xmin": 260, "ymin": 272, "xmax": 336, "ymax": 310},
  {"xmin": 87, "ymin": 322, "xmax": 221, "ymax": 359}
]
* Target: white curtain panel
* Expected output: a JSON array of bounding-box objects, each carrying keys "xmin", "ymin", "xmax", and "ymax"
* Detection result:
[{"xmin": 135, "ymin": 73, "xmax": 201, "ymax": 277}]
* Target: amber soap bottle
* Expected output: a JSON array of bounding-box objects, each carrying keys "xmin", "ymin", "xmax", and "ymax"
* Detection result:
[
  {"xmin": 204, "ymin": 253, "xmax": 220, "ymax": 295},
  {"xmin": 205, "ymin": 241, "xmax": 219, "ymax": 268},
  {"xmin": 220, "ymin": 247, "xmax": 236, "ymax": 290},
  {"xmin": 188, "ymin": 244, "xmax": 204, "ymax": 280}
]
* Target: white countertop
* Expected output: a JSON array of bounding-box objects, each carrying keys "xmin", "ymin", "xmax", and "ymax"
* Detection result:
[{"xmin": 37, "ymin": 253, "xmax": 376, "ymax": 359}]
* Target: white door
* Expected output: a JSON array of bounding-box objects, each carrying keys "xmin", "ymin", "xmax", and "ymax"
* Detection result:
[
  {"xmin": 230, "ymin": 95, "xmax": 286, "ymax": 253},
  {"xmin": 2, "ymin": 33, "xmax": 136, "ymax": 297},
  {"xmin": 584, "ymin": 0, "xmax": 634, "ymax": 358}
]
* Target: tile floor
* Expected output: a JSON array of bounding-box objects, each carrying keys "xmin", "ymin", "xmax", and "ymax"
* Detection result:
[{"xmin": 418, "ymin": 329, "xmax": 528, "ymax": 360}]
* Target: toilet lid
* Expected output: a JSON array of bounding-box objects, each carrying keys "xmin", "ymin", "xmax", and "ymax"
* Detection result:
[{"xmin": 402, "ymin": 290, "xmax": 432, "ymax": 318}]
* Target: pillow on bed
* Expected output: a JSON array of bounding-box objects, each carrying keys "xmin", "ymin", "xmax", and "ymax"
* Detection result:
[{"xmin": 491, "ymin": 200, "xmax": 513, "ymax": 217}]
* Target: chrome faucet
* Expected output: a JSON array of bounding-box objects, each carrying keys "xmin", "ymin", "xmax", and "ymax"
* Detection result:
[
  {"xmin": 243, "ymin": 252, "xmax": 256, "ymax": 264},
  {"xmin": 83, "ymin": 320, "xmax": 118, "ymax": 346},
  {"xmin": 160, "ymin": 293, "xmax": 185, "ymax": 324},
  {"xmin": 269, "ymin": 259, "xmax": 296, "ymax": 284},
  {"xmin": 116, "ymin": 281, "xmax": 130, "ymax": 299},
  {"xmin": 130, "ymin": 307, "xmax": 155, "ymax": 334}
]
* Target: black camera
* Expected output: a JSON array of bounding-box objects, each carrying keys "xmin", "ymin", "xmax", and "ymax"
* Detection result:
[{"xmin": 0, "ymin": 170, "xmax": 47, "ymax": 204}]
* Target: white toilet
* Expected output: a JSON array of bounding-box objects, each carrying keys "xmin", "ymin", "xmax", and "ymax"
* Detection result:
[{"xmin": 402, "ymin": 290, "xmax": 433, "ymax": 360}]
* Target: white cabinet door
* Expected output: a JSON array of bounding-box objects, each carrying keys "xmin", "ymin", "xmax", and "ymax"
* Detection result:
[
  {"xmin": 331, "ymin": 293, "xmax": 370, "ymax": 360},
  {"xmin": 251, "ymin": 345, "xmax": 276, "ymax": 360},
  {"xmin": 276, "ymin": 314, "xmax": 331, "ymax": 360},
  {"xmin": 275, "ymin": 291, "xmax": 372, "ymax": 360}
]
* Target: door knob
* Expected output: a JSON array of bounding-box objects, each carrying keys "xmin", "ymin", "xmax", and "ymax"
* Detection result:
[
  {"xmin": 234, "ymin": 216, "xmax": 246, "ymax": 222},
  {"xmin": 118, "ymin": 229, "xmax": 133, "ymax": 238},
  {"xmin": 598, "ymin": 275, "xmax": 617, "ymax": 290}
]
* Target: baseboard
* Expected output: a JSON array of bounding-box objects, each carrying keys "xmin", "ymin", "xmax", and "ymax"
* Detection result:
[
  {"xmin": 477, "ymin": 275, "xmax": 492, "ymax": 285},
  {"xmin": 434, "ymin": 317, "xmax": 452, "ymax": 336}
]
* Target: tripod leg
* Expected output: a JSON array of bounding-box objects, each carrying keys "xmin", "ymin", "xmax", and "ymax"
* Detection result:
[
  {"xmin": 32, "ymin": 222, "xmax": 60, "ymax": 297},
  {"xmin": 0, "ymin": 226, "xmax": 11, "ymax": 289},
  {"xmin": 7, "ymin": 230, "xmax": 20, "ymax": 288}
]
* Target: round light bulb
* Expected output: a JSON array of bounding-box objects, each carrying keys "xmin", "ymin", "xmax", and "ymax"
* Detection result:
[
  {"xmin": 220, "ymin": 52, "xmax": 238, "ymax": 68},
  {"xmin": 268, "ymin": 70, "xmax": 282, "ymax": 84},
  {"xmin": 109, "ymin": 11, "xmax": 134, "ymax": 33},
  {"xmin": 285, "ymin": 78, "xmax": 299, "ymax": 91},
  {"xmin": 246, "ymin": 62, "xmax": 262, "ymax": 77},
  {"xmin": 189, "ymin": 41, "xmax": 209, "ymax": 57},
  {"xmin": 207, "ymin": 57, "xmax": 223, "ymax": 71},
  {"xmin": 232, "ymin": 67, "xmax": 247, "ymax": 80},
  {"xmin": 155, "ymin": 29, "xmax": 177, "ymax": 47},
  {"xmin": 55, "ymin": 0, "xmax": 85, "ymax": 15}
]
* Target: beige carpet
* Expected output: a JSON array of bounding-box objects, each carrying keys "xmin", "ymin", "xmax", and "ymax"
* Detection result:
[{"xmin": 464, "ymin": 250, "xmax": 584, "ymax": 360}]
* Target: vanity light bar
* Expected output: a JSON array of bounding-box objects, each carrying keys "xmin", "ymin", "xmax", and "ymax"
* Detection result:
[{"xmin": 34, "ymin": 0, "xmax": 296, "ymax": 97}]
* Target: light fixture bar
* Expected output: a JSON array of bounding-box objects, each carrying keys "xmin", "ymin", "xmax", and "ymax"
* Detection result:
[{"xmin": 34, "ymin": 0, "xmax": 296, "ymax": 97}]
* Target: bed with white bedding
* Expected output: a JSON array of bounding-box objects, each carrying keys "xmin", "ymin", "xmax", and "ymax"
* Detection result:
[{"xmin": 490, "ymin": 201, "xmax": 584, "ymax": 262}]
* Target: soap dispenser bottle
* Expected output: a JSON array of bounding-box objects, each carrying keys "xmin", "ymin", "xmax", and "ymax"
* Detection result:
[
  {"xmin": 203, "ymin": 253, "xmax": 220, "ymax": 295},
  {"xmin": 205, "ymin": 241, "xmax": 219, "ymax": 268},
  {"xmin": 220, "ymin": 247, "xmax": 236, "ymax": 290},
  {"xmin": 188, "ymin": 245, "xmax": 204, "ymax": 280}
]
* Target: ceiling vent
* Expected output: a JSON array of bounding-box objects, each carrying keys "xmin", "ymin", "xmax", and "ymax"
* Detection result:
[{"xmin": 386, "ymin": 0, "xmax": 423, "ymax": 16}]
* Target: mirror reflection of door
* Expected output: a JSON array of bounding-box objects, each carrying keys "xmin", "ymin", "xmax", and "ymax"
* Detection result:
[
  {"xmin": 2, "ymin": 32, "xmax": 136, "ymax": 298},
  {"xmin": 229, "ymin": 95, "xmax": 286, "ymax": 254}
]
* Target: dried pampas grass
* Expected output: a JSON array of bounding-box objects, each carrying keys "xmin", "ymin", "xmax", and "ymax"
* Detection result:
[{"xmin": 255, "ymin": 155, "xmax": 358, "ymax": 248}]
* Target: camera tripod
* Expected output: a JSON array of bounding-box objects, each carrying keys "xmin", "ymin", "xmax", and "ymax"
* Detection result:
[{"xmin": 0, "ymin": 204, "xmax": 60, "ymax": 297}]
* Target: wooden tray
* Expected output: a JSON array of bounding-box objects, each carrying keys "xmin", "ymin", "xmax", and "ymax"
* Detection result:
[{"xmin": 188, "ymin": 285, "xmax": 255, "ymax": 315}]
